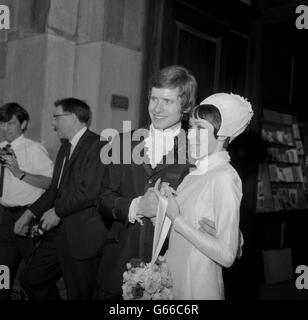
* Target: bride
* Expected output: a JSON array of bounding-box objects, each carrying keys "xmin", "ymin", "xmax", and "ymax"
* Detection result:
[{"xmin": 155, "ymin": 93, "xmax": 253, "ymax": 300}]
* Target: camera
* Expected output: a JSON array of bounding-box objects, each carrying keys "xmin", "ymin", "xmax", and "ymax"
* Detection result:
[
  {"xmin": 27, "ymin": 218, "xmax": 44, "ymax": 239},
  {"xmin": 0, "ymin": 145, "xmax": 14, "ymax": 165}
]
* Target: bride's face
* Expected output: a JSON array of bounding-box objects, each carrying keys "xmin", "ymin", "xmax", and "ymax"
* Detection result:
[{"xmin": 188, "ymin": 118, "xmax": 220, "ymax": 159}]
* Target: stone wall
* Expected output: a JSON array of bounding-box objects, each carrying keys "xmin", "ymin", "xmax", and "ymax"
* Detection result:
[{"xmin": 0, "ymin": 0, "xmax": 147, "ymax": 159}]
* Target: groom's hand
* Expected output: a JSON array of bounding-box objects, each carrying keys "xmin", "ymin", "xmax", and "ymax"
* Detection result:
[{"xmin": 138, "ymin": 188, "xmax": 159, "ymax": 218}]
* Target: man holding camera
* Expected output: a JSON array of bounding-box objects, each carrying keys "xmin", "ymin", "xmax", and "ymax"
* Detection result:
[{"xmin": 0, "ymin": 103, "xmax": 53, "ymax": 300}]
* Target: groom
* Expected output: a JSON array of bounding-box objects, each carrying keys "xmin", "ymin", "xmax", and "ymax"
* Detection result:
[{"xmin": 96, "ymin": 65, "xmax": 198, "ymax": 299}]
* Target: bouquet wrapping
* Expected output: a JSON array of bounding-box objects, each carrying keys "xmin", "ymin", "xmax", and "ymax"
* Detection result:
[{"xmin": 122, "ymin": 196, "xmax": 173, "ymax": 300}]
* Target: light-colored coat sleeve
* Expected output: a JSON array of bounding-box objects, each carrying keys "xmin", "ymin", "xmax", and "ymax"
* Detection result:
[{"xmin": 173, "ymin": 171, "xmax": 242, "ymax": 268}]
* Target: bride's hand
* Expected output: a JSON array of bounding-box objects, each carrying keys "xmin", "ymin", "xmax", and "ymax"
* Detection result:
[
  {"xmin": 158, "ymin": 181, "xmax": 177, "ymax": 198},
  {"xmin": 162, "ymin": 185, "xmax": 180, "ymax": 223},
  {"xmin": 152, "ymin": 179, "xmax": 177, "ymax": 198},
  {"xmin": 152, "ymin": 179, "xmax": 179, "ymax": 222}
]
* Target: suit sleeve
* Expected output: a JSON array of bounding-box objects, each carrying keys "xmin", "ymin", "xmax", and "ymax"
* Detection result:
[
  {"xmin": 97, "ymin": 161, "xmax": 136, "ymax": 225},
  {"xmin": 54, "ymin": 140, "xmax": 106, "ymax": 218},
  {"xmin": 97, "ymin": 133, "xmax": 135, "ymax": 225},
  {"xmin": 29, "ymin": 146, "xmax": 64, "ymax": 219},
  {"xmin": 173, "ymin": 172, "xmax": 242, "ymax": 268}
]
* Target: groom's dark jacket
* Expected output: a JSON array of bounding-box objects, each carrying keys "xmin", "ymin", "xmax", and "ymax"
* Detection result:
[{"xmin": 97, "ymin": 125, "xmax": 191, "ymax": 296}]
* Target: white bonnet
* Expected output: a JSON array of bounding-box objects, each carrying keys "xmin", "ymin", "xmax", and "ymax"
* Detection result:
[{"xmin": 200, "ymin": 92, "xmax": 254, "ymax": 142}]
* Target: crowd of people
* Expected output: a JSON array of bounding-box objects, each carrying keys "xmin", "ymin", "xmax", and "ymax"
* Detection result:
[{"xmin": 0, "ymin": 65, "xmax": 253, "ymax": 300}]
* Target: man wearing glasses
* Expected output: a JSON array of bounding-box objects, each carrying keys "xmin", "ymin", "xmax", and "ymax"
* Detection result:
[
  {"xmin": 14, "ymin": 98, "xmax": 108, "ymax": 300},
  {"xmin": 0, "ymin": 102, "xmax": 53, "ymax": 300}
]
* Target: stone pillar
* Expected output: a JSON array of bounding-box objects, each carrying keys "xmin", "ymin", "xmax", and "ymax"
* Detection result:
[
  {"xmin": 0, "ymin": 0, "xmax": 148, "ymax": 158},
  {"xmin": 0, "ymin": 0, "xmax": 51, "ymax": 145},
  {"xmin": 73, "ymin": 0, "xmax": 147, "ymax": 134}
]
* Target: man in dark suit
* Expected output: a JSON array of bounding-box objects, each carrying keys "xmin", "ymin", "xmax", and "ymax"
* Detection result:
[
  {"xmin": 14, "ymin": 98, "xmax": 108, "ymax": 300},
  {"xmin": 96, "ymin": 65, "xmax": 198, "ymax": 299}
]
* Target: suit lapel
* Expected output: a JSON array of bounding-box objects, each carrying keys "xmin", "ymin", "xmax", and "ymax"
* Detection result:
[
  {"xmin": 54, "ymin": 143, "xmax": 67, "ymax": 188},
  {"xmin": 152, "ymin": 134, "xmax": 189, "ymax": 174},
  {"xmin": 131, "ymin": 125, "xmax": 190, "ymax": 176},
  {"xmin": 140, "ymin": 140, "xmax": 153, "ymax": 176},
  {"xmin": 61, "ymin": 129, "xmax": 91, "ymax": 180},
  {"xmin": 142, "ymin": 163, "xmax": 153, "ymax": 176},
  {"xmin": 133, "ymin": 127, "xmax": 153, "ymax": 176}
]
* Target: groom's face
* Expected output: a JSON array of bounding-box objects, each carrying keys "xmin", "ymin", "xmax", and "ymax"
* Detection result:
[{"xmin": 148, "ymin": 87, "xmax": 182, "ymax": 130}]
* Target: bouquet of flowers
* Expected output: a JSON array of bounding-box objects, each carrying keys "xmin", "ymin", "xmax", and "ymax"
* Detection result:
[{"xmin": 122, "ymin": 256, "xmax": 173, "ymax": 300}]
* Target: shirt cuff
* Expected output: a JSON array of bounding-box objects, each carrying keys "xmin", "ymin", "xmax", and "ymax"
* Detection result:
[{"xmin": 128, "ymin": 196, "xmax": 143, "ymax": 224}]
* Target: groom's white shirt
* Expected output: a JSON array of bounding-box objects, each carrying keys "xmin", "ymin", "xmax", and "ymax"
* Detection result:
[{"xmin": 128, "ymin": 122, "xmax": 182, "ymax": 224}]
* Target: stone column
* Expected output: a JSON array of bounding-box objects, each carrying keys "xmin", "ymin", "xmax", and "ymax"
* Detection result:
[
  {"xmin": 0, "ymin": 0, "xmax": 148, "ymax": 158},
  {"xmin": 73, "ymin": 0, "xmax": 147, "ymax": 135}
]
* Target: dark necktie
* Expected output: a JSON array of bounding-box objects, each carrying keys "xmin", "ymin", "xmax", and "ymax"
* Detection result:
[
  {"xmin": 0, "ymin": 143, "xmax": 12, "ymax": 197},
  {"xmin": 63, "ymin": 142, "xmax": 71, "ymax": 173},
  {"xmin": 57, "ymin": 142, "xmax": 71, "ymax": 189}
]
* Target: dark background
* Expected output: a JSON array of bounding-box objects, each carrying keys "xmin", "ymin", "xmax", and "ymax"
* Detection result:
[{"xmin": 139, "ymin": 0, "xmax": 308, "ymax": 299}]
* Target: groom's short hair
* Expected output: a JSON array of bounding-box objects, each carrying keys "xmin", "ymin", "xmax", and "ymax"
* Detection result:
[{"xmin": 148, "ymin": 65, "xmax": 198, "ymax": 114}]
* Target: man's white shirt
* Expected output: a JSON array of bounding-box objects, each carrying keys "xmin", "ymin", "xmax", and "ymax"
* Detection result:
[
  {"xmin": 129, "ymin": 123, "xmax": 181, "ymax": 224},
  {"xmin": 69, "ymin": 126, "xmax": 87, "ymax": 158},
  {"xmin": 0, "ymin": 135, "xmax": 54, "ymax": 207}
]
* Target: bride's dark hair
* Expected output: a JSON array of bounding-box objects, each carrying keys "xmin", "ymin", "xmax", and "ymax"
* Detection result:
[
  {"xmin": 190, "ymin": 104, "xmax": 230, "ymax": 148},
  {"xmin": 190, "ymin": 104, "xmax": 221, "ymax": 138}
]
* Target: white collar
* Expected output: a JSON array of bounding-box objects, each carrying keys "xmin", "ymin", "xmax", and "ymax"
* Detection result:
[
  {"xmin": 190, "ymin": 150, "xmax": 230, "ymax": 175},
  {"xmin": 70, "ymin": 127, "xmax": 87, "ymax": 149},
  {"xmin": 149, "ymin": 122, "xmax": 181, "ymax": 138},
  {"xmin": 7, "ymin": 134, "xmax": 25, "ymax": 149},
  {"xmin": 145, "ymin": 122, "xmax": 182, "ymax": 168}
]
